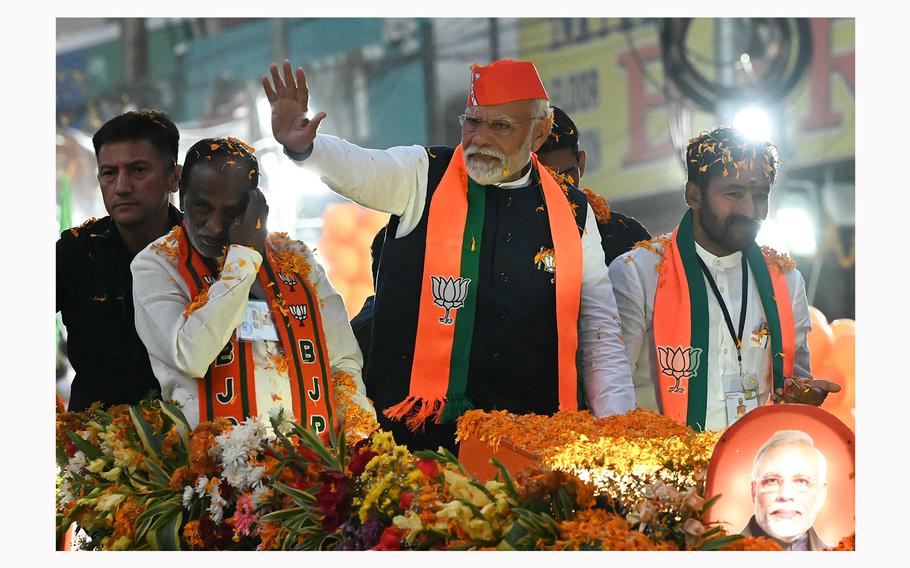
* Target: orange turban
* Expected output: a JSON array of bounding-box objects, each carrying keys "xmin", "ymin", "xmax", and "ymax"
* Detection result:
[{"xmin": 467, "ymin": 59, "xmax": 549, "ymax": 106}]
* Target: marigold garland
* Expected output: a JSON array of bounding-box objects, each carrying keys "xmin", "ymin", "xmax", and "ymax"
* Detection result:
[
  {"xmin": 456, "ymin": 409, "xmax": 720, "ymax": 500},
  {"xmin": 582, "ymin": 188, "xmax": 612, "ymax": 224},
  {"xmin": 332, "ymin": 370, "xmax": 380, "ymax": 439},
  {"xmin": 554, "ymin": 509, "xmax": 679, "ymax": 551},
  {"xmin": 760, "ymin": 244, "xmax": 797, "ymax": 273}
]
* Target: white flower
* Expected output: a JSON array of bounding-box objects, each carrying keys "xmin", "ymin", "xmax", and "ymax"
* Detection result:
[
  {"xmin": 182, "ymin": 486, "xmax": 195, "ymax": 509},
  {"xmin": 67, "ymin": 451, "xmax": 87, "ymax": 474},
  {"xmin": 194, "ymin": 476, "xmax": 210, "ymax": 497},
  {"xmin": 250, "ymin": 483, "xmax": 269, "ymax": 507},
  {"xmin": 207, "ymin": 484, "xmax": 227, "ymax": 524},
  {"xmin": 58, "ymin": 479, "xmax": 75, "ymax": 505}
]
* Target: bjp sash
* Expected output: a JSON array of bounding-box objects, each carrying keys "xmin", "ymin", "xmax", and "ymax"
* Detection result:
[
  {"xmin": 383, "ymin": 146, "xmax": 583, "ymax": 431},
  {"xmin": 652, "ymin": 210, "xmax": 795, "ymax": 430},
  {"xmin": 174, "ymin": 225, "xmax": 336, "ymax": 435}
]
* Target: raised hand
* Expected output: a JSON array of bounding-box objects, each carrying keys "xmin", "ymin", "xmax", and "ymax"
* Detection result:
[
  {"xmin": 261, "ymin": 59, "xmax": 327, "ymax": 154},
  {"xmin": 229, "ymin": 188, "xmax": 269, "ymax": 255}
]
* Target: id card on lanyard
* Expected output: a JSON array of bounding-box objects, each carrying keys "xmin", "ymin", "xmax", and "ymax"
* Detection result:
[{"xmin": 697, "ymin": 255, "xmax": 757, "ymax": 426}]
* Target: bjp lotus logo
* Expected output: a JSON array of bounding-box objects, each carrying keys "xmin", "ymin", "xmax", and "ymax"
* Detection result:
[
  {"xmin": 657, "ymin": 346, "xmax": 703, "ymax": 393},
  {"xmin": 431, "ymin": 276, "xmax": 471, "ymax": 325}
]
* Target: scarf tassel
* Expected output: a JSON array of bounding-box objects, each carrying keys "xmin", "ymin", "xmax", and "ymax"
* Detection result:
[
  {"xmin": 383, "ymin": 396, "xmax": 446, "ymax": 432},
  {"xmin": 439, "ymin": 394, "xmax": 474, "ymax": 424}
]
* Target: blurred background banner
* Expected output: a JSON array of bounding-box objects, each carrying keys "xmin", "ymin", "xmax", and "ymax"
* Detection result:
[{"xmin": 55, "ymin": 18, "xmax": 854, "ymax": 401}]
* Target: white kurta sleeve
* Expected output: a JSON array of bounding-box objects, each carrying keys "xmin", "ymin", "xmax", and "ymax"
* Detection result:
[
  {"xmin": 302, "ymin": 244, "xmax": 377, "ymax": 419},
  {"xmin": 288, "ymin": 135, "xmax": 429, "ymax": 234},
  {"xmin": 607, "ymin": 252, "xmax": 649, "ymax": 378},
  {"xmin": 787, "ymin": 268, "xmax": 812, "ymax": 378},
  {"xmin": 578, "ymin": 206, "xmax": 636, "ymax": 417},
  {"xmin": 132, "ymin": 244, "xmax": 262, "ymax": 379}
]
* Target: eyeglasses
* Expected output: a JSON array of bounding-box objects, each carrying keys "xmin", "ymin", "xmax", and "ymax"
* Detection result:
[
  {"xmin": 458, "ymin": 114, "xmax": 546, "ymax": 136},
  {"xmin": 756, "ymin": 475, "xmax": 818, "ymax": 494}
]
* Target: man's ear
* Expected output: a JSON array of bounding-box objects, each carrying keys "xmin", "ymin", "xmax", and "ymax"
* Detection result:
[
  {"xmin": 170, "ymin": 164, "xmax": 182, "ymax": 194},
  {"xmin": 685, "ymin": 180, "xmax": 702, "ymax": 210},
  {"xmin": 578, "ymin": 150, "xmax": 587, "ymax": 179},
  {"xmin": 531, "ymin": 117, "xmax": 552, "ymax": 152}
]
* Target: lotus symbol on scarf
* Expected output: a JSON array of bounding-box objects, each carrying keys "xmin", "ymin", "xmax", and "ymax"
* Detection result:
[
  {"xmin": 431, "ymin": 276, "xmax": 471, "ymax": 325},
  {"xmin": 657, "ymin": 346, "xmax": 703, "ymax": 393},
  {"xmin": 289, "ymin": 304, "xmax": 307, "ymax": 324},
  {"xmin": 278, "ymin": 273, "xmax": 297, "ymax": 291}
]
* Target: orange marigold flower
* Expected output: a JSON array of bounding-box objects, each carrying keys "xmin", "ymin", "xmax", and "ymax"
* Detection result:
[
  {"xmin": 183, "ymin": 520, "xmax": 205, "ymax": 550},
  {"xmin": 161, "ymin": 426, "xmax": 182, "ymax": 459},
  {"xmin": 557, "ymin": 509, "xmax": 678, "ymax": 551},
  {"xmin": 582, "ymin": 188, "xmax": 612, "ymax": 223},
  {"xmin": 168, "ymin": 465, "xmax": 196, "ymax": 491},
  {"xmin": 720, "ymin": 535, "xmax": 784, "ymax": 551},
  {"xmin": 832, "ymin": 532, "xmax": 855, "ymax": 551},
  {"xmin": 760, "ymin": 245, "xmax": 797, "ymax": 273},
  {"xmin": 183, "ymin": 288, "xmax": 209, "ymax": 320}
]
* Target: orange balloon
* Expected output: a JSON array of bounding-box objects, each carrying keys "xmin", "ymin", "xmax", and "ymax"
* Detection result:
[
  {"xmin": 813, "ymin": 363, "xmax": 851, "ymax": 411},
  {"xmin": 328, "ymin": 244, "xmax": 361, "ymax": 282},
  {"xmin": 808, "ymin": 305, "xmax": 829, "ymax": 330},
  {"xmin": 808, "ymin": 320, "xmax": 835, "ymax": 367},
  {"xmin": 830, "ymin": 318, "xmax": 856, "ymax": 339},
  {"xmin": 829, "ymin": 332, "xmax": 855, "ymax": 379},
  {"xmin": 322, "ymin": 204, "xmax": 358, "ymax": 241}
]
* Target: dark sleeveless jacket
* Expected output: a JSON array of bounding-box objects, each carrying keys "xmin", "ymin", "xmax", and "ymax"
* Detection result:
[{"xmin": 363, "ymin": 147, "xmax": 589, "ymax": 451}]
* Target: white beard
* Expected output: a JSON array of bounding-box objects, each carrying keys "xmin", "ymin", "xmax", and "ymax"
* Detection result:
[{"xmin": 464, "ymin": 134, "xmax": 534, "ymax": 185}]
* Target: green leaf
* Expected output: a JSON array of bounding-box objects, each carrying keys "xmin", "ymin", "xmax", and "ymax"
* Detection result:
[
  {"xmin": 149, "ymin": 510, "xmax": 183, "ymax": 550},
  {"xmin": 129, "ymin": 407, "xmax": 163, "ymax": 458},
  {"xmin": 142, "ymin": 458, "xmax": 173, "ymax": 487},
  {"xmin": 158, "ymin": 400, "xmax": 191, "ymax": 446},
  {"xmin": 468, "ymin": 479, "xmax": 496, "ymax": 502},
  {"xmin": 702, "ymin": 493, "xmax": 722, "ymax": 513},
  {"xmin": 489, "ymin": 458, "xmax": 519, "ymax": 498},
  {"xmin": 272, "ymin": 482, "xmax": 318, "ymax": 506},
  {"xmin": 290, "ymin": 423, "xmax": 341, "ymax": 471},
  {"xmin": 698, "ymin": 533, "xmax": 746, "ymax": 551},
  {"xmin": 65, "ymin": 430, "xmax": 103, "ymax": 461},
  {"xmin": 456, "ymin": 498, "xmax": 485, "ymax": 519},
  {"xmin": 258, "ymin": 507, "xmax": 313, "ymax": 523}
]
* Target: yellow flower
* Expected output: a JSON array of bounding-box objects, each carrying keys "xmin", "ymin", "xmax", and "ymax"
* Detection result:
[
  {"xmin": 393, "ymin": 511, "xmax": 424, "ymax": 543},
  {"xmin": 99, "ymin": 467, "xmax": 122, "ymax": 481},
  {"xmin": 95, "ymin": 492, "xmax": 126, "ymax": 512},
  {"xmin": 87, "ymin": 458, "xmax": 108, "ymax": 473}
]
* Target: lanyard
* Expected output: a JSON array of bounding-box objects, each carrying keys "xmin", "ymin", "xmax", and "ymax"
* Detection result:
[{"xmin": 696, "ymin": 255, "xmax": 749, "ymax": 378}]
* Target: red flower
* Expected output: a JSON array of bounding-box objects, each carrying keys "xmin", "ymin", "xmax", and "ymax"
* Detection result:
[
  {"xmin": 198, "ymin": 516, "xmax": 234, "ymax": 550},
  {"xmin": 416, "ymin": 458, "xmax": 440, "ymax": 479},
  {"xmin": 398, "ymin": 491, "xmax": 415, "ymax": 511},
  {"xmin": 372, "ymin": 526, "xmax": 404, "ymax": 550},
  {"xmin": 316, "ymin": 471, "xmax": 354, "ymax": 533},
  {"xmin": 64, "ymin": 440, "xmax": 77, "ymax": 458},
  {"xmin": 348, "ymin": 449, "xmax": 378, "ymax": 477}
]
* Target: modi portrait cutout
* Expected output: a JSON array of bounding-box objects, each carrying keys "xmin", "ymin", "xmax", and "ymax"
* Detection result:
[{"xmin": 704, "ymin": 404, "xmax": 854, "ymax": 550}]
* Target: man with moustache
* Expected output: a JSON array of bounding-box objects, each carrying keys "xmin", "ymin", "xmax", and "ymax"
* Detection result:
[
  {"xmin": 131, "ymin": 137, "xmax": 373, "ymax": 429},
  {"xmin": 57, "ymin": 110, "xmax": 182, "ymax": 411},
  {"xmin": 608, "ymin": 127, "xmax": 838, "ymax": 431},
  {"xmin": 262, "ymin": 59, "xmax": 634, "ymax": 451},
  {"xmin": 743, "ymin": 430, "xmax": 831, "ymax": 550}
]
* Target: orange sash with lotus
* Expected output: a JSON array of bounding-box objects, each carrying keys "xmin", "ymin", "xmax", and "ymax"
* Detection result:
[
  {"xmin": 653, "ymin": 211, "xmax": 795, "ymax": 429},
  {"xmin": 174, "ymin": 226, "xmax": 336, "ymax": 434},
  {"xmin": 383, "ymin": 147, "xmax": 583, "ymax": 431}
]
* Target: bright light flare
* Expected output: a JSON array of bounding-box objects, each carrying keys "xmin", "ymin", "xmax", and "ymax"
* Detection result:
[{"xmin": 733, "ymin": 106, "xmax": 772, "ymax": 142}]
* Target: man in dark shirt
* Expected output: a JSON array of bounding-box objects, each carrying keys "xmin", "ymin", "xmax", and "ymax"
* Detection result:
[
  {"xmin": 56, "ymin": 110, "xmax": 183, "ymax": 411},
  {"xmin": 536, "ymin": 106, "xmax": 651, "ymax": 265}
]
